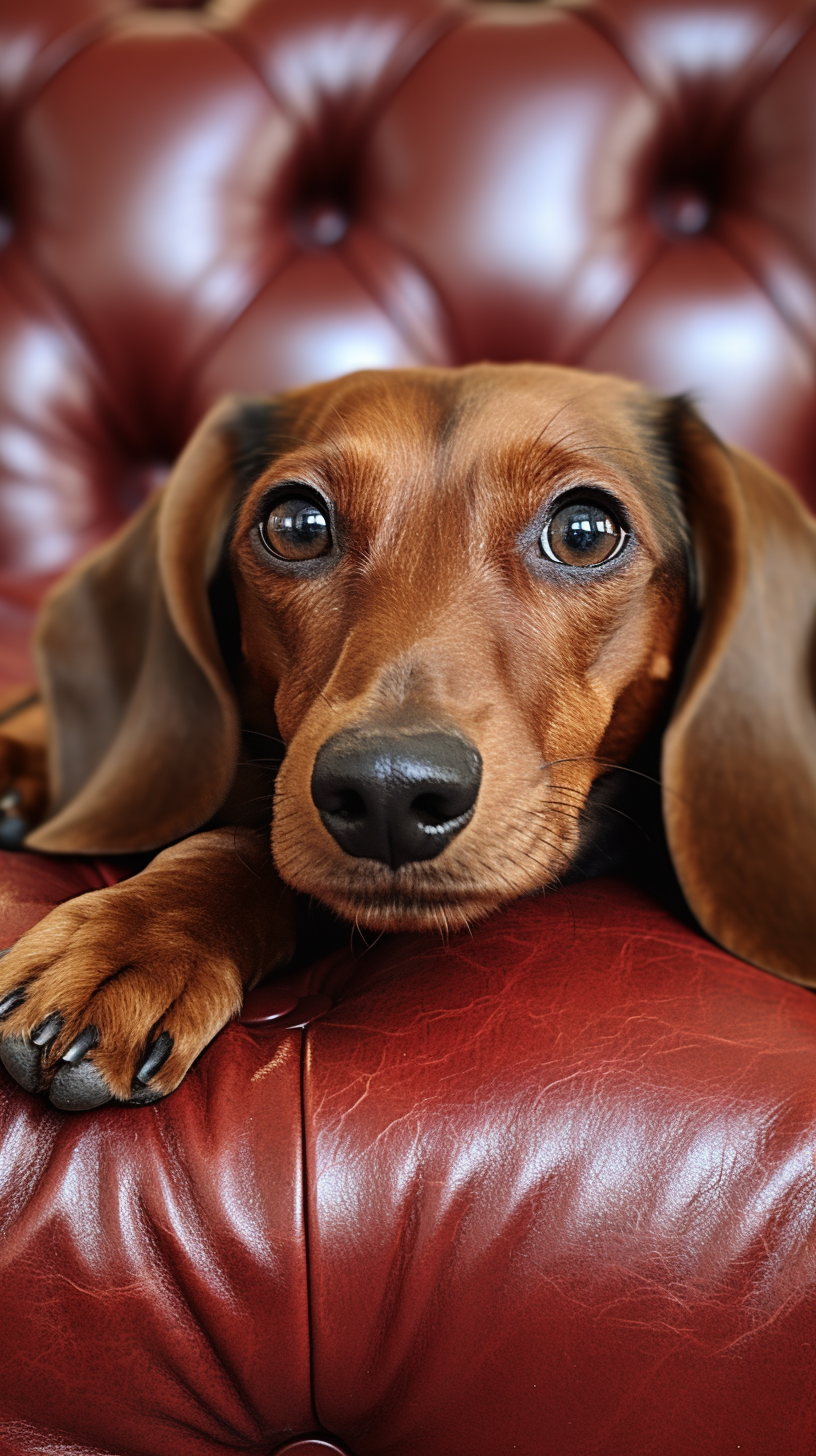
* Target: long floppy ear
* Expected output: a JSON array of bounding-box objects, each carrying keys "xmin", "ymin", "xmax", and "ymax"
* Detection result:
[
  {"xmin": 662, "ymin": 408, "xmax": 816, "ymax": 986},
  {"xmin": 25, "ymin": 395, "xmax": 279, "ymax": 856}
]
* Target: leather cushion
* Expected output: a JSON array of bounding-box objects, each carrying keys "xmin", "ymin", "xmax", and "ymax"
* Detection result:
[{"xmin": 2, "ymin": 861, "xmax": 816, "ymax": 1454}]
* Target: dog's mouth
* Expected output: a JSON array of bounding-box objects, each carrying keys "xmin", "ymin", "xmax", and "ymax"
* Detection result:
[
  {"xmin": 273, "ymin": 807, "xmax": 577, "ymax": 932},
  {"xmin": 318, "ymin": 881, "xmax": 511, "ymax": 933}
]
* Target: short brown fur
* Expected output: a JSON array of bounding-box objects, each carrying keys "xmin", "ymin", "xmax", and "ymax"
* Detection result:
[{"xmin": 1, "ymin": 365, "xmax": 814, "ymax": 1107}]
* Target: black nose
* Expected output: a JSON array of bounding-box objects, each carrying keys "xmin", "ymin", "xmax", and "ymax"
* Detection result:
[{"xmin": 311, "ymin": 729, "xmax": 482, "ymax": 869}]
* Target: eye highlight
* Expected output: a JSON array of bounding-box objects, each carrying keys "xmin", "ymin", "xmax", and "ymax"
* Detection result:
[
  {"xmin": 260, "ymin": 492, "xmax": 332, "ymax": 561},
  {"xmin": 541, "ymin": 498, "xmax": 627, "ymax": 567}
]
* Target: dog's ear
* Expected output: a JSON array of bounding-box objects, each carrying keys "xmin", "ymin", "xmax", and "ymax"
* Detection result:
[
  {"xmin": 662, "ymin": 405, "xmax": 816, "ymax": 985},
  {"xmin": 26, "ymin": 395, "xmax": 280, "ymax": 855}
]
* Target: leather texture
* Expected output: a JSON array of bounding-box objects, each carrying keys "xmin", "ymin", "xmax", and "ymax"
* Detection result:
[
  {"xmin": 4, "ymin": 861, "xmax": 816, "ymax": 1455},
  {"xmin": 3, "ymin": 1, "xmax": 816, "ymax": 1451}
]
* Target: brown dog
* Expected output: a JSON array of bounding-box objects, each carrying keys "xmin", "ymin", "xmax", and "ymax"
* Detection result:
[{"xmin": 1, "ymin": 364, "xmax": 815, "ymax": 1111}]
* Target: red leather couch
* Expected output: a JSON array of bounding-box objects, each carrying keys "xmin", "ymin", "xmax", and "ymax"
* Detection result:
[{"xmin": 3, "ymin": 1, "xmax": 816, "ymax": 1451}]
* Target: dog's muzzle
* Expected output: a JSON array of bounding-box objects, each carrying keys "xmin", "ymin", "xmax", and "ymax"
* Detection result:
[{"xmin": 311, "ymin": 729, "xmax": 482, "ymax": 869}]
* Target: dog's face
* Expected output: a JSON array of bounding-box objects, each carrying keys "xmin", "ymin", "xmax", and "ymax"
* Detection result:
[{"xmin": 228, "ymin": 365, "xmax": 689, "ymax": 931}]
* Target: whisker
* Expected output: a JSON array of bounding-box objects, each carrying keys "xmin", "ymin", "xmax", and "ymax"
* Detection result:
[
  {"xmin": 541, "ymin": 755, "xmax": 665, "ymax": 793},
  {"xmin": 229, "ymin": 826, "xmax": 263, "ymax": 878},
  {"xmin": 545, "ymin": 793, "xmax": 647, "ymax": 834},
  {"xmin": 242, "ymin": 729, "xmax": 287, "ymax": 748}
]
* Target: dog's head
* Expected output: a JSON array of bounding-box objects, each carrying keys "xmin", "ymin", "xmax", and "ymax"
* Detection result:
[
  {"xmin": 227, "ymin": 367, "xmax": 689, "ymax": 933},
  {"xmin": 27, "ymin": 365, "xmax": 816, "ymax": 985}
]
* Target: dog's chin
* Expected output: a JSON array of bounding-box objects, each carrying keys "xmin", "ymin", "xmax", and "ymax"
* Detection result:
[
  {"xmin": 279, "ymin": 854, "xmax": 553, "ymax": 932},
  {"xmin": 314, "ymin": 887, "xmax": 510, "ymax": 934},
  {"xmin": 273, "ymin": 819, "xmax": 571, "ymax": 933},
  {"xmin": 311, "ymin": 885, "xmax": 510, "ymax": 931}
]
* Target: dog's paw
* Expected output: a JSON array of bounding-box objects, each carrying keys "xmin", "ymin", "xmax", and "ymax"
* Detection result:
[{"xmin": 0, "ymin": 886, "xmax": 244, "ymax": 1110}]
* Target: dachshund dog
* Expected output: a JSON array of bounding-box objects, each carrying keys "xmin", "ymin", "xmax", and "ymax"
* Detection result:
[{"xmin": 0, "ymin": 363, "xmax": 815, "ymax": 1112}]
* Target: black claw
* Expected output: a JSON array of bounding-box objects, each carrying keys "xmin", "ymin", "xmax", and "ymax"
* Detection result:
[
  {"xmin": 135, "ymin": 1030, "xmax": 174, "ymax": 1086},
  {"xmin": 49, "ymin": 1059, "xmax": 111, "ymax": 1112},
  {"xmin": 125, "ymin": 1084, "xmax": 165, "ymax": 1106},
  {"xmin": 0, "ymin": 1034, "xmax": 43, "ymax": 1092},
  {"xmin": 31, "ymin": 1012, "xmax": 63, "ymax": 1048},
  {"xmin": 0, "ymin": 985, "xmax": 25, "ymax": 1019},
  {"xmin": 0, "ymin": 816, "xmax": 28, "ymax": 850},
  {"xmin": 61, "ymin": 1024, "xmax": 100, "ymax": 1066}
]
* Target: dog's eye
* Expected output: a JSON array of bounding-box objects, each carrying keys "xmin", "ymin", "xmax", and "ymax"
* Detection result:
[
  {"xmin": 541, "ymin": 499, "xmax": 626, "ymax": 567},
  {"xmin": 261, "ymin": 496, "xmax": 331, "ymax": 560}
]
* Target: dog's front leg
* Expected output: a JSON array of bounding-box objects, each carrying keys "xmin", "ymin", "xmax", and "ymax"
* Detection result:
[{"xmin": 0, "ymin": 828, "xmax": 295, "ymax": 1110}]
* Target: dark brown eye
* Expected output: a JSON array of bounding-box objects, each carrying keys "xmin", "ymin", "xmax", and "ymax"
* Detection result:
[
  {"xmin": 261, "ymin": 495, "xmax": 331, "ymax": 561},
  {"xmin": 541, "ymin": 499, "xmax": 626, "ymax": 567}
]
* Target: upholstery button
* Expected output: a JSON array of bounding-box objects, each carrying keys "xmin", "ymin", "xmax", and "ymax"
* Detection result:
[
  {"xmin": 293, "ymin": 202, "xmax": 348, "ymax": 249},
  {"xmin": 653, "ymin": 187, "xmax": 711, "ymax": 238},
  {"xmin": 239, "ymin": 984, "xmax": 299, "ymax": 1024},
  {"xmin": 239, "ymin": 985, "xmax": 333, "ymax": 1028},
  {"xmin": 271, "ymin": 1440, "xmax": 350, "ymax": 1455},
  {"xmin": 277, "ymin": 994, "xmax": 333, "ymax": 1029}
]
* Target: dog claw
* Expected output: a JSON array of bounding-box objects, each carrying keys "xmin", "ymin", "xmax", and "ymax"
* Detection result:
[
  {"xmin": 61, "ymin": 1025, "xmax": 100, "ymax": 1066},
  {"xmin": 125, "ymin": 1084, "xmax": 165, "ymax": 1106},
  {"xmin": 135, "ymin": 1031, "xmax": 173, "ymax": 1085},
  {"xmin": 0, "ymin": 1035, "xmax": 44, "ymax": 1093},
  {"xmin": 0, "ymin": 984, "xmax": 25, "ymax": 1018},
  {"xmin": 0, "ymin": 816, "xmax": 28, "ymax": 850},
  {"xmin": 31, "ymin": 1012, "xmax": 63, "ymax": 1048},
  {"xmin": 49, "ymin": 1059, "xmax": 111, "ymax": 1111}
]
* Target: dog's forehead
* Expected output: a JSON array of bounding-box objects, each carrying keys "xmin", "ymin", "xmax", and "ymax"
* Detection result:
[{"xmin": 288, "ymin": 365, "xmax": 657, "ymax": 484}]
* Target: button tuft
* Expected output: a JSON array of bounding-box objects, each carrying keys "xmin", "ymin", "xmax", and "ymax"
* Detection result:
[
  {"xmin": 653, "ymin": 187, "xmax": 711, "ymax": 239},
  {"xmin": 293, "ymin": 203, "xmax": 348, "ymax": 250}
]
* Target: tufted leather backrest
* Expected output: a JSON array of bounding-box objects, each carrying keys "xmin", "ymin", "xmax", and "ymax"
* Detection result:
[{"xmin": 1, "ymin": 0, "xmax": 816, "ymax": 596}]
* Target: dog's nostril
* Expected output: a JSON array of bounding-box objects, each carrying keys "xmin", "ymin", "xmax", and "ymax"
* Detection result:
[
  {"xmin": 330, "ymin": 789, "xmax": 366, "ymax": 824},
  {"xmin": 412, "ymin": 792, "xmax": 457, "ymax": 828},
  {"xmin": 312, "ymin": 729, "xmax": 482, "ymax": 869}
]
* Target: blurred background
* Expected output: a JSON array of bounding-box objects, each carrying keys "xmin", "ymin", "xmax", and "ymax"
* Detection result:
[{"xmin": 1, "ymin": 0, "xmax": 815, "ymax": 680}]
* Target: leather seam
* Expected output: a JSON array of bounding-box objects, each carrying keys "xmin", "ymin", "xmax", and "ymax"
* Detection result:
[
  {"xmin": 0, "ymin": 248, "xmax": 157, "ymax": 522},
  {"xmin": 299, "ymin": 1020, "xmax": 357, "ymax": 1455},
  {"xmin": 168, "ymin": 238, "xmax": 299, "ymax": 428},
  {"xmin": 338, "ymin": 234, "xmax": 464, "ymax": 366},
  {"xmin": 0, "ymin": 13, "xmax": 130, "ymax": 157},
  {"xmin": 570, "ymin": 239, "xmax": 670, "ymax": 369},
  {"xmin": 211, "ymin": 7, "xmax": 471, "ymax": 144},
  {"xmin": 715, "ymin": 218, "xmax": 816, "ymax": 362},
  {"xmin": 300, "ymin": 1023, "xmax": 321, "ymax": 1434},
  {"xmin": 570, "ymin": 0, "xmax": 816, "ymax": 112}
]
